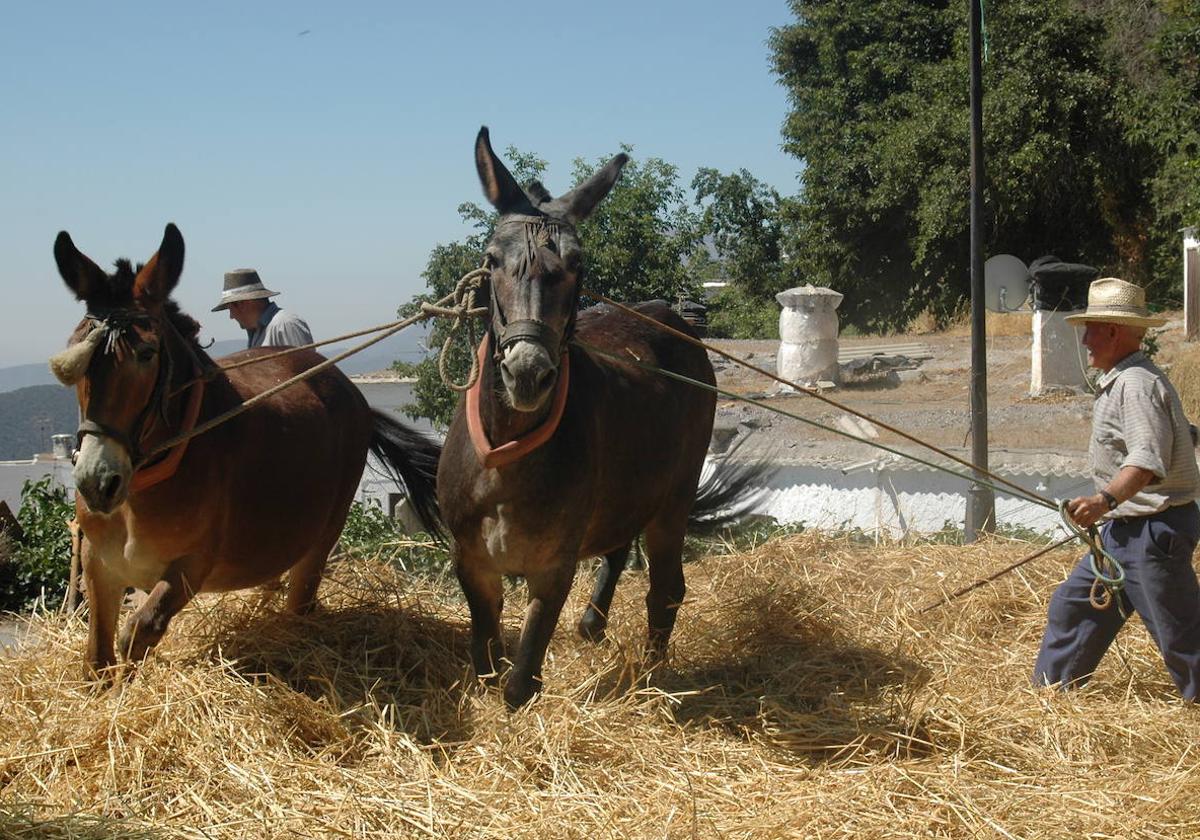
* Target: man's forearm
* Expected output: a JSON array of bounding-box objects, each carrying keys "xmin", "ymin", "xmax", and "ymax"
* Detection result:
[{"xmin": 1103, "ymin": 465, "xmax": 1157, "ymax": 506}]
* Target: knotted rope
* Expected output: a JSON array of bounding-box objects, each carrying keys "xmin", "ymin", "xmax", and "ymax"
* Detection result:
[{"xmin": 420, "ymin": 266, "xmax": 490, "ymax": 391}]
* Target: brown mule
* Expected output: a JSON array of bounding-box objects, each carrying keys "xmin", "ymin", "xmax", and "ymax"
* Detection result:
[
  {"xmin": 437, "ymin": 129, "xmax": 765, "ymax": 709},
  {"xmin": 51, "ymin": 224, "xmax": 441, "ymax": 676}
]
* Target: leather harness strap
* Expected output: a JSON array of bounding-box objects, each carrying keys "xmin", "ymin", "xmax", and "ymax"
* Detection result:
[{"xmin": 466, "ymin": 333, "xmax": 570, "ymax": 469}]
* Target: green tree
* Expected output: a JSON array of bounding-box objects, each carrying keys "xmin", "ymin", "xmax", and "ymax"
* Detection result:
[
  {"xmin": 397, "ymin": 147, "xmax": 700, "ymax": 428},
  {"xmin": 573, "ymin": 150, "xmax": 701, "ymax": 304},
  {"xmin": 692, "ymin": 167, "xmax": 785, "ymax": 299},
  {"xmin": 691, "ymin": 168, "xmax": 788, "ymax": 337},
  {"xmin": 770, "ymin": 0, "xmax": 1140, "ymax": 331},
  {"xmin": 1080, "ymin": 0, "xmax": 1200, "ymax": 303}
]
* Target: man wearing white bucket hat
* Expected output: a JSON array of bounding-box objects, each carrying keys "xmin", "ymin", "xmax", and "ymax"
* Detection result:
[
  {"xmin": 1033, "ymin": 277, "xmax": 1200, "ymax": 699},
  {"xmin": 213, "ymin": 268, "xmax": 314, "ymax": 349}
]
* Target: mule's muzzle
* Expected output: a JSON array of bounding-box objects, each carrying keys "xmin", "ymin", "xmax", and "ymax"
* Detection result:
[
  {"xmin": 74, "ymin": 435, "xmax": 132, "ymax": 514},
  {"xmin": 500, "ymin": 341, "xmax": 559, "ymax": 412},
  {"xmin": 76, "ymin": 465, "xmax": 128, "ymax": 514}
]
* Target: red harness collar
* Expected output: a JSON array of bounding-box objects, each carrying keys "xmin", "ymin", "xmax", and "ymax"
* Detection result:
[
  {"xmin": 466, "ymin": 334, "xmax": 570, "ymax": 469},
  {"xmin": 129, "ymin": 379, "xmax": 205, "ymax": 492}
]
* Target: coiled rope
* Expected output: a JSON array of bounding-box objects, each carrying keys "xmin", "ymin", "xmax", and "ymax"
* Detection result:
[{"xmin": 419, "ymin": 267, "xmax": 490, "ymax": 391}]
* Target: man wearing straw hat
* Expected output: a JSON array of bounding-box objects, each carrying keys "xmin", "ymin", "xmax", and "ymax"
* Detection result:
[
  {"xmin": 1033, "ymin": 277, "xmax": 1200, "ymax": 699},
  {"xmin": 213, "ymin": 268, "xmax": 314, "ymax": 349}
]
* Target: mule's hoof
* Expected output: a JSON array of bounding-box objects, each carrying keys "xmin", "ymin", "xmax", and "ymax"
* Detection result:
[
  {"xmin": 503, "ymin": 677, "xmax": 540, "ymax": 710},
  {"xmin": 83, "ymin": 661, "xmax": 118, "ymax": 687},
  {"xmin": 577, "ymin": 612, "xmax": 608, "ymax": 643},
  {"xmin": 118, "ymin": 627, "xmax": 157, "ymax": 665}
]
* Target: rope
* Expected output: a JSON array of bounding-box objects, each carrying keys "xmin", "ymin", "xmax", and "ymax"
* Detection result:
[
  {"xmin": 573, "ymin": 339, "xmax": 1055, "ymax": 511},
  {"xmin": 574, "ymin": 293, "xmax": 1135, "ymax": 614},
  {"xmin": 142, "ymin": 289, "xmax": 458, "ymax": 462},
  {"xmin": 144, "ymin": 267, "xmax": 494, "ymax": 460},
  {"xmin": 1056, "ymin": 500, "xmax": 1128, "ymax": 616},
  {"xmin": 581, "ymin": 290, "xmax": 1059, "ymax": 511},
  {"xmin": 420, "ymin": 267, "xmax": 490, "ymax": 391},
  {"xmin": 169, "ymin": 315, "xmax": 423, "ymax": 399},
  {"xmin": 919, "ymin": 533, "xmax": 1077, "ymax": 613}
]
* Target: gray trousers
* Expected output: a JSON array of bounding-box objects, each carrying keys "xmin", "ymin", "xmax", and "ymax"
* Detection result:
[{"xmin": 1032, "ymin": 502, "xmax": 1200, "ymax": 700}]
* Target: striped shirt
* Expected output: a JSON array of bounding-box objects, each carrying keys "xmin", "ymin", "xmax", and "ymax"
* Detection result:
[{"xmin": 1090, "ymin": 351, "xmax": 1200, "ymax": 517}]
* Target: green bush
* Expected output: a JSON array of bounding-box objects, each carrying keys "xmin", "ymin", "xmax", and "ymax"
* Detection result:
[
  {"xmin": 705, "ymin": 286, "xmax": 779, "ymax": 339},
  {"xmin": 0, "ymin": 477, "xmax": 73, "ymax": 612},
  {"xmin": 338, "ymin": 501, "xmax": 453, "ymax": 578},
  {"xmin": 339, "ymin": 501, "xmax": 401, "ymax": 552}
]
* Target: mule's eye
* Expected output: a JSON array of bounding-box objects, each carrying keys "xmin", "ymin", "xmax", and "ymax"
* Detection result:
[{"xmin": 136, "ymin": 346, "xmax": 157, "ymax": 363}]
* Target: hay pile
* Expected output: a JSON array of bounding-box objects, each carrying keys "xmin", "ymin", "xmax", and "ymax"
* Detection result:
[{"xmin": 2, "ymin": 533, "xmax": 1199, "ymax": 838}]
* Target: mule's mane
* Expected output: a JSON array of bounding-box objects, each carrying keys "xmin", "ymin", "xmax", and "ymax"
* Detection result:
[{"xmin": 88, "ymin": 258, "xmax": 204, "ymax": 346}]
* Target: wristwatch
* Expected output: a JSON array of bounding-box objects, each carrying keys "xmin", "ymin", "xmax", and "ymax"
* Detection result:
[{"xmin": 1099, "ymin": 490, "xmax": 1119, "ymax": 511}]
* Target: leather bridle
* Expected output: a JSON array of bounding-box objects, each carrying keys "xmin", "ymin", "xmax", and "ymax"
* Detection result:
[
  {"xmin": 74, "ymin": 309, "xmax": 201, "ymax": 471},
  {"xmin": 486, "ymin": 214, "xmax": 579, "ymax": 367}
]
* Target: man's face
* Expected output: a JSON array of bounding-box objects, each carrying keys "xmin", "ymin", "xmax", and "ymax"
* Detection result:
[
  {"xmin": 227, "ymin": 299, "xmax": 264, "ymax": 330},
  {"xmin": 1081, "ymin": 321, "xmax": 1121, "ymax": 371}
]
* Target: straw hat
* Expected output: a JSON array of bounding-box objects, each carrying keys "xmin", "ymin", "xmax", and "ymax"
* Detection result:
[
  {"xmin": 1063, "ymin": 277, "xmax": 1166, "ymax": 328},
  {"xmin": 211, "ymin": 269, "xmax": 280, "ymax": 312}
]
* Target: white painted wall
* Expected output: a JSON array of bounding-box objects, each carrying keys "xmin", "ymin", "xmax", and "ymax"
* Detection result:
[{"xmin": 717, "ymin": 457, "xmax": 1092, "ymax": 539}]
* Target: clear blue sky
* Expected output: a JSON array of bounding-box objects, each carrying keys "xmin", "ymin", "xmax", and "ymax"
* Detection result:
[{"xmin": 1, "ymin": 1, "xmax": 799, "ymax": 367}]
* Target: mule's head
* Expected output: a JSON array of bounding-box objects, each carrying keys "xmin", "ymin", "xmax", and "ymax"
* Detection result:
[
  {"xmin": 50, "ymin": 224, "xmax": 190, "ymax": 514},
  {"xmin": 475, "ymin": 127, "xmax": 627, "ymax": 412}
]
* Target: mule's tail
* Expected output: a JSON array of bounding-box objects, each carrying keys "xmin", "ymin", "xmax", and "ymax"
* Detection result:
[
  {"xmin": 688, "ymin": 436, "xmax": 775, "ymax": 534},
  {"xmin": 368, "ymin": 409, "xmax": 444, "ymax": 540}
]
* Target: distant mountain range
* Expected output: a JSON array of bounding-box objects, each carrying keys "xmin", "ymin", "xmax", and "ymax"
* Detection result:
[
  {"xmin": 0, "ymin": 326, "xmax": 430, "ymax": 395},
  {"xmin": 0, "ymin": 327, "xmax": 430, "ymax": 459},
  {"xmin": 0, "ymin": 385, "xmax": 78, "ymax": 460}
]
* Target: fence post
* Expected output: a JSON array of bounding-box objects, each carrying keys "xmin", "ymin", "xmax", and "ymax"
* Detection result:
[{"xmin": 1185, "ymin": 226, "xmax": 1199, "ymax": 342}]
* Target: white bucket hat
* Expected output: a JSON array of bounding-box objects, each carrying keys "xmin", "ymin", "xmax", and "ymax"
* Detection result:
[{"xmin": 1063, "ymin": 277, "xmax": 1167, "ymax": 328}]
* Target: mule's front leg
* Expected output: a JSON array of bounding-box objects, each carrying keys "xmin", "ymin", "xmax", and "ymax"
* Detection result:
[
  {"xmin": 118, "ymin": 561, "xmax": 206, "ymax": 664},
  {"xmin": 82, "ymin": 540, "xmax": 125, "ymax": 679},
  {"xmin": 455, "ymin": 547, "xmax": 505, "ymax": 686},
  {"xmin": 507, "ymin": 559, "xmax": 576, "ymax": 710}
]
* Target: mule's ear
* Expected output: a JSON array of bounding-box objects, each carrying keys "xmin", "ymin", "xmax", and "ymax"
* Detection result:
[
  {"xmin": 133, "ymin": 223, "xmax": 185, "ymax": 304},
  {"xmin": 54, "ymin": 231, "xmax": 108, "ymax": 301},
  {"xmin": 475, "ymin": 127, "xmax": 527, "ymax": 213},
  {"xmin": 560, "ymin": 153, "xmax": 629, "ymax": 223}
]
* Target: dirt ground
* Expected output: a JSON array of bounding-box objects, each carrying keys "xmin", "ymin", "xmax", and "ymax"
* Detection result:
[{"xmin": 706, "ymin": 311, "xmax": 1191, "ymax": 472}]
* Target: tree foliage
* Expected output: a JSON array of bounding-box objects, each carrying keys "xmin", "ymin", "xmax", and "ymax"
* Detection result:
[
  {"xmin": 573, "ymin": 150, "xmax": 700, "ymax": 304},
  {"xmin": 692, "ymin": 167, "xmax": 785, "ymax": 300},
  {"xmin": 770, "ymin": 0, "xmax": 1198, "ymax": 330},
  {"xmin": 691, "ymin": 167, "xmax": 788, "ymax": 338}
]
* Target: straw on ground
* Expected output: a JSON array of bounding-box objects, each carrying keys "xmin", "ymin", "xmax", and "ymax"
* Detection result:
[{"xmin": 1, "ymin": 532, "xmax": 1198, "ymax": 839}]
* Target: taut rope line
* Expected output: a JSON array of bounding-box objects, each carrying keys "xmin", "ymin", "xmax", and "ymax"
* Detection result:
[
  {"xmin": 583, "ymin": 288, "xmax": 1055, "ymax": 510},
  {"xmin": 142, "ymin": 278, "xmax": 484, "ymax": 462},
  {"xmin": 577, "ymin": 294, "xmax": 1133, "ymax": 613},
  {"xmin": 573, "ymin": 339, "xmax": 1054, "ymax": 510}
]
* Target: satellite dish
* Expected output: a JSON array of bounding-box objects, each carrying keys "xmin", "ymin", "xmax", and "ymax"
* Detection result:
[{"xmin": 984, "ymin": 254, "xmax": 1030, "ymax": 312}]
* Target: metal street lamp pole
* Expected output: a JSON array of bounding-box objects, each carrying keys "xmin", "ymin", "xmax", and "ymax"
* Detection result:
[{"xmin": 966, "ymin": 0, "xmax": 995, "ymax": 541}]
